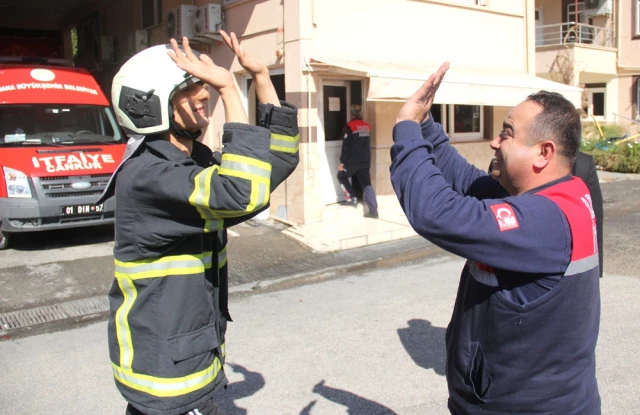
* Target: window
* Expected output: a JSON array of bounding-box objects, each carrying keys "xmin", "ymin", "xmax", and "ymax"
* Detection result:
[
  {"xmin": 449, "ymin": 105, "xmax": 483, "ymax": 140},
  {"xmin": 535, "ymin": 9, "xmax": 544, "ymax": 46},
  {"xmin": 585, "ymin": 84, "xmax": 606, "ymax": 119},
  {"xmin": 567, "ymin": 2, "xmax": 594, "ymax": 44},
  {"xmin": 430, "ymin": 104, "xmax": 484, "ymax": 141},
  {"xmin": 635, "ymin": 0, "xmax": 640, "ymax": 38},
  {"xmin": 244, "ymin": 70, "xmax": 286, "ymax": 127},
  {"xmin": 141, "ymin": 0, "xmax": 162, "ymax": 29}
]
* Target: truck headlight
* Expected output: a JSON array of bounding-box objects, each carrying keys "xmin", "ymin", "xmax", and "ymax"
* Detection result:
[{"xmin": 3, "ymin": 167, "xmax": 32, "ymax": 198}]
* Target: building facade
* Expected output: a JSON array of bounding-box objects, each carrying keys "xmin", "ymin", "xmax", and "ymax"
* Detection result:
[
  {"xmin": 6, "ymin": 0, "xmax": 619, "ymax": 225},
  {"xmin": 535, "ymin": 0, "xmax": 640, "ymax": 125}
]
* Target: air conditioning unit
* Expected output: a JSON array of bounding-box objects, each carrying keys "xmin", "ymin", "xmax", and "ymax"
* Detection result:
[
  {"xmin": 166, "ymin": 5, "xmax": 198, "ymax": 40},
  {"xmin": 194, "ymin": 4, "xmax": 223, "ymax": 36},
  {"xmin": 99, "ymin": 36, "xmax": 115, "ymax": 62},
  {"xmin": 585, "ymin": 0, "xmax": 612, "ymax": 16},
  {"xmin": 134, "ymin": 30, "xmax": 149, "ymax": 53}
]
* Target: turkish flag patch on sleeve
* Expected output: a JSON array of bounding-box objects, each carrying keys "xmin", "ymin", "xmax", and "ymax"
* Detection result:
[{"xmin": 490, "ymin": 203, "xmax": 520, "ymax": 232}]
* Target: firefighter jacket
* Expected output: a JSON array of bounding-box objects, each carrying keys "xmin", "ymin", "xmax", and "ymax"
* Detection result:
[
  {"xmin": 339, "ymin": 118, "xmax": 372, "ymax": 171},
  {"xmin": 390, "ymin": 118, "xmax": 600, "ymax": 415},
  {"xmin": 97, "ymin": 102, "xmax": 299, "ymax": 415}
]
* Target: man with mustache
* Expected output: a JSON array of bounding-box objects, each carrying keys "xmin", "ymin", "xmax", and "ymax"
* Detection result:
[{"xmin": 390, "ymin": 63, "xmax": 601, "ymax": 414}]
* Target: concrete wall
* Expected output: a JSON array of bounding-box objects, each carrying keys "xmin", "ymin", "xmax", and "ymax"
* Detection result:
[
  {"xmin": 616, "ymin": 75, "xmax": 639, "ymax": 123},
  {"xmin": 576, "ymin": 46, "xmax": 618, "ymax": 75},
  {"xmin": 535, "ymin": 0, "xmax": 563, "ymax": 26},
  {"xmin": 310, "ymin": 0, "xmax": 528, "ymax": 74},
  {"xmin": 618, "ymin": 0, "xmax": 640, "ymax": 68},
  {"xmin": 98, "ymin": 0, "xmax": 532, "ymax": 224}
]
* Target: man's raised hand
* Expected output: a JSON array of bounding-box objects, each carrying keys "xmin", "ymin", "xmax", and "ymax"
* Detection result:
[{"xmin": 396, "ymin": 62, "xmax": 449, "ymax": 125}]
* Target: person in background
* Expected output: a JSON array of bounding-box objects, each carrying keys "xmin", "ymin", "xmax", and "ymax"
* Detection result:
[{"xmin": 337, "ymin": 104, "xmax": 379, "ymax": 218}]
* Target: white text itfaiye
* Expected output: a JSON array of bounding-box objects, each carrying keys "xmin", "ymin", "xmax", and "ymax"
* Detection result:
[{"xmin": 31, "ymin": 153, "xmax": 115, "ymax": 173}]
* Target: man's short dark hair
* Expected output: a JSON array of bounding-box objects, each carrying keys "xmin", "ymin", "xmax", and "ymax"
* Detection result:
[
  {"xmin": 350, "ymin": 104, "xmax": 362, "ymax": 119},
  {"xmin": 526, "ymin": 90, "xmax": 581, "ymax": 164}
]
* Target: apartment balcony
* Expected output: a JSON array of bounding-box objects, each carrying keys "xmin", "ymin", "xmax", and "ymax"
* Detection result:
[{"xmin": 536, "ymin": 22, "xmax": 618, "ymax": 81}]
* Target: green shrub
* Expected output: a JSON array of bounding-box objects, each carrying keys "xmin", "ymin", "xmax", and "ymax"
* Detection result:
[
  {"xmin": 600, "ymin": 124, "xmax": 627, "ymax": 139},
  {"xmin": 581, "ymin": 122, "xmax": 627, "ymax": 141},
  {"xmin": 585, "ymin": 143, "xmax": 640, "ymax": 174}
]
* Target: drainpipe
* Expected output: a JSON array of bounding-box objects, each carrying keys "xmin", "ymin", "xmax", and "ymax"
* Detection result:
[{"xmin": 303, "ymin": 58, "xmax": 314, "ymax": 180}]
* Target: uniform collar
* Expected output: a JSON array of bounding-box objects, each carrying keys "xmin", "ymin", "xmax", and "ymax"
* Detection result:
[
  {"xmin": 526, "ymin": 174, "xmax": 573, "ymax": 195},
  {"xmin": 145, "ymin": 135, "xmax": 194, "ymax": 164}
]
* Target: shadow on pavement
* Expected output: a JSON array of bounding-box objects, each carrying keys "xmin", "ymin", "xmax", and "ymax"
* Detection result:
[
  {"xmin": 308, "ymin": 380, "xmax": 397, "ymax": 414},
  {"xmin": 6, "ymin": 224, "xmax": 114, "ymax": 251},
  {"xmin": 397, "ymin": 319, "xmax": 447, "ymax": 376},
  {"xmin": 216, "ymin": 362, "xmax": 265, "ymax": 415}
]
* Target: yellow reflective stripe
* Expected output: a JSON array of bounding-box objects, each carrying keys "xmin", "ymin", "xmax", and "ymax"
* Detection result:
[
  {"xmin": 112, "ymin": 358, "xmax": 221, "ymax": 398},
  {"xmin": 222, "ymin": 153, "xmax": 271, "ymax": 172},
  {"xmin": 218, "ymin": 247, "xmax": 227, "ymax": 269},
  {"xmin": 189, "ymin": 166, "xmax": 225, "ymax": 233},
  {"xmin": 221, "ymin": 343, "xmax": 226, "ymax": 358},
  {"xmin": 189, "ymin": 155, "xmax": 271, "ymax": 224},
  {"xmin": 245, "ymin": 181, "xmax": 269, "ymax": 212},
  {"xmin": 220, "ymin": 153, "xmax": 271, "ymax": 185},
  {"xmin": 203, "ymin": 251, "xmax": 213, "ymax": 270},
  {"xmin": 189, "ymin": 166, "xmax": 218, "ymax": 218},
  {"xmin": 217, "ymin": 154, "xmax": 271, "ymax": 216},
  {"xmin": 203, "ymin": 218, "xmax": 224, "ymax": 232},
  {"xmin": 114, "ymin": 255, "xmax": 206, "ymax": 280},
  {"xmin": 115, "ymin": 277, "xmax": 137, "ymax": 369},
  {"xmin": 270, "ymin": 133, "xmax": 299, "ymax": 154}
]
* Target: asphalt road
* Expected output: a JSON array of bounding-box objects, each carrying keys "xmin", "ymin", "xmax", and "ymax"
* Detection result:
[
  {"xmin": 0, "ymin": 254, "xmax": 638, "ymax": 414},
  {"xmin": 0, "ymin": 178, "xmax": 639, "ymax": 413},
  {"xmin": 0, "ymin": 219, "xmax": 313, "ymax": 314},
  {"xmin": 1, "ymin": 177, "xmax": 639, "ymax": 313}
]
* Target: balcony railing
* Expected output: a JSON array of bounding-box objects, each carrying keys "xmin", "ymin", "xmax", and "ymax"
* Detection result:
[{"xmin": 536, "ymin": 22, "xmax": 614, "ymax": 48}]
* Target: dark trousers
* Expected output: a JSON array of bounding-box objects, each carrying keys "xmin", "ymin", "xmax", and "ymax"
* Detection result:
[
  {"xmin": 126, "ymin": 397, "xmax": 225, "ymax": 415},
  {"xmin": 337, "ymin": 168, "xmax": 378, "ymax": 215}
]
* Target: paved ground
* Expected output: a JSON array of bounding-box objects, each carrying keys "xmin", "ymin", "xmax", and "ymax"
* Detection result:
[
  {"xmin": 0, "ymin": 175, "xmax": 639, "ymax": 414},
  {"xmin": 2, "ymin": 176, "xmax": 640, "ymax": 338},
  {"xmin": 0, "ymin": 253, "xmax": 638, "ymax": 414}
]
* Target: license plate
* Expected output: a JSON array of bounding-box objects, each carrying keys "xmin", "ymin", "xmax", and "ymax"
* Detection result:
[{"xmin": 61, "ymin": 204, "xmax": 104, "ymax": 216}]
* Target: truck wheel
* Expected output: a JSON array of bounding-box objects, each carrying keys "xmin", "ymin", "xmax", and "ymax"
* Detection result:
[{"xmin": 0, "ymin": 231, "xmax": 8, "ymax": 250}]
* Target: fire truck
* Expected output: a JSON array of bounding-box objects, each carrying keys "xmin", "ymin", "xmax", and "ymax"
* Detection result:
[{"xmin": 0, "ymin": 57, "xmax": 126, "ymax": 249}]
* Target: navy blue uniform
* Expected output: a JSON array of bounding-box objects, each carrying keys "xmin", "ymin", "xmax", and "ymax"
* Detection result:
[
  {"xmin": 338, "ymin": 118, "xmax": 378, "ymax": 215},
  {"xmin": 391, "ymin": 118, "xmax": 601, "ymax": 414}
]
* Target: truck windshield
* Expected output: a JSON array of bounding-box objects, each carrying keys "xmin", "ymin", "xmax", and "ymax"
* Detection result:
[{"xmin": 0, "ymin": 104, "xmax": 124, "ymax": 146}]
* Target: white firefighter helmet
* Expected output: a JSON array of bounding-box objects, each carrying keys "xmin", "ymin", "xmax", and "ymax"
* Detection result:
[{"xmin": 111, "ymin": 44, "xmax": 202, "ymax": 135}]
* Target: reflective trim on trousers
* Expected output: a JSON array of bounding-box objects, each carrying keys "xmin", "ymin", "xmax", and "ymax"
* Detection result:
[
  {"xmin": 203, "ymin": 251, "xmax": 213, "ymax": 270},
  {"xmin": 112, "ymin": 357, "xmax": 222, "ymax": 398},
  {"xmin": 217, "ymin": 247, "xmax": 227, "ymax": 269}
]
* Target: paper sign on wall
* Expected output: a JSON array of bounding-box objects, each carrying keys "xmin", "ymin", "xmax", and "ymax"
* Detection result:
[{"xmin": 328, "ymin": 97, "xmax": 341, "ymax": 112}]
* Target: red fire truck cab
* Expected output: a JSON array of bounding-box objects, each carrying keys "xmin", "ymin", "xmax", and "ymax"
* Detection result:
[{"xmin": 0, "ymin": 58, "xmax": 125, "ymax": 249}]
